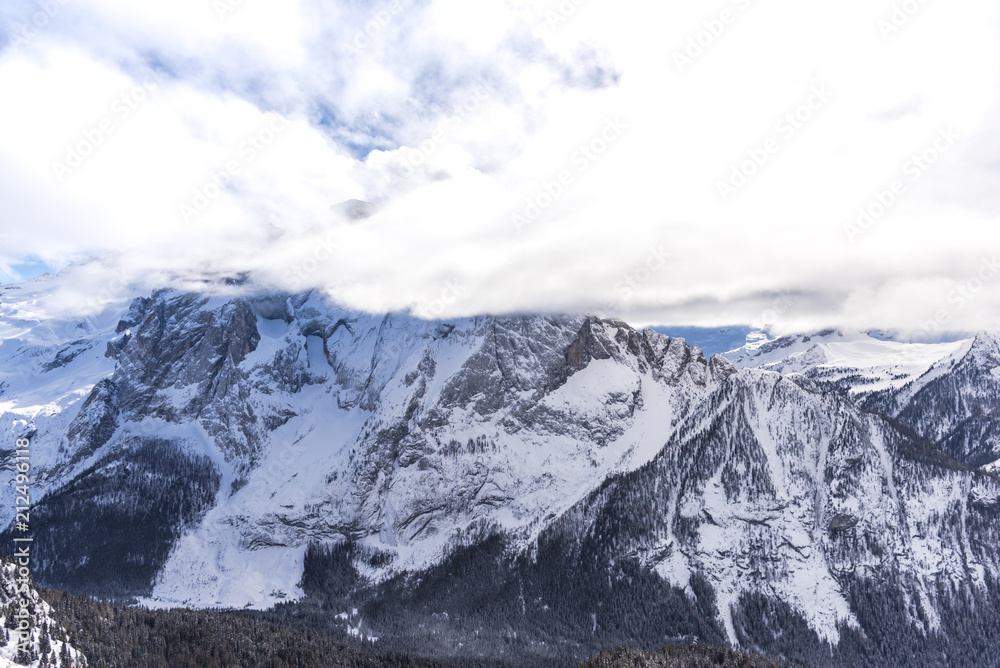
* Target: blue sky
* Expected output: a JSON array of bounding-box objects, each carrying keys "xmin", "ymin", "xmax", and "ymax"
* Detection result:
[
  {"xmin": 0, "ymin": 257, "xmax": 59, "ymax": 284},
  {"xmin": 0, "ymin": 0, "xmax": 999, "ymax": 336}
]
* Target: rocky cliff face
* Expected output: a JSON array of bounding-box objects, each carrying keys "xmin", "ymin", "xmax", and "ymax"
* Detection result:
[{"xmin": 0, "ymin": 288, "xmax": 730, "ymax": 607}]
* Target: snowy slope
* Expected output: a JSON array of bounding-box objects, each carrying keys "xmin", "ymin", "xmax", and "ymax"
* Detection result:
[{"xmin": 722, "ymin": 330, "xmax": 968, "ymax": 400}]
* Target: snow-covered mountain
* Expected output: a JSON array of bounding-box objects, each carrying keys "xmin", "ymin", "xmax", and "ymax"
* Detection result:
[
  {"xmin": 5, "ymin": 274, "xmax": 1000, "ymax": 666},
  {"xmin": 0, "ymin": 280, "xmax": 730, "ymax": 608},
  {"xmin": 722, "ymin": 329, "xmax": 968, "ymax": 400},
  {"xmin": 723, "ymin": 329, "xmax": 1000, "ymax": 468},
  {"xmin": 548, "ymin": 368, "xmax": 1000, "ymax": 647}
]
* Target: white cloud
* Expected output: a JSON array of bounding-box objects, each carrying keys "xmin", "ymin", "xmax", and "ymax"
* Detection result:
[{"xmin": 1, "ymin": 0, "xmax": 999, "ymax": 336}]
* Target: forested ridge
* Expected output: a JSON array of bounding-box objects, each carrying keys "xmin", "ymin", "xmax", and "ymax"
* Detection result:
[
  {"xmin": 39, "ymin": 587, "xmax": 466, "ymax": 668},
  {"xmin": 581, "ymin": 645, "xmax": 794, "ymax": 667},
  {"xmin": 34, "ymin": 586, "xmax": 786, "ymax": 668}
]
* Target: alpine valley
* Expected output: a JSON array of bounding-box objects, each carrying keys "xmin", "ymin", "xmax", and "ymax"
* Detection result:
[{"xmin": 3, "ymin": 268, "xmax": 1000, "ymax": 667}]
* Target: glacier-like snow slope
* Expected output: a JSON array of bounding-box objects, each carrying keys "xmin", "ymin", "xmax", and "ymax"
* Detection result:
[
  {"xmin": 722, "ymin": 330, "xmax": 968, "ymax": 399},
  {"xmin": 0, "ymin": 278, "xmax": 731, "ymax": 609}
]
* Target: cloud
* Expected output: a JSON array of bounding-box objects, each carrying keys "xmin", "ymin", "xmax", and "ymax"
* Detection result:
[{"xmin": 0, "ymin": 0, "xmax": 999, "ymax": 338}]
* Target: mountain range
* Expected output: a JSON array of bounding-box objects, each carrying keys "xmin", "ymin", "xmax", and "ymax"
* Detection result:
[{"xmin": 3, "ymin": 272, "xmax": 1000, "ymax": 666}]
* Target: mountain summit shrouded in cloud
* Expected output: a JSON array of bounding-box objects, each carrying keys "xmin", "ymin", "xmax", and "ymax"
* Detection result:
[{"xmin": 0, "ymin": 0, "xmax": 999, "ymax": 336}]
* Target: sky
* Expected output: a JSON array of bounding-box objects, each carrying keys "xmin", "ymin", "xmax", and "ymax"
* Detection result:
[{"xmin": 0, "ymin": 0, "xmax": 999, "ymax": 338}]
